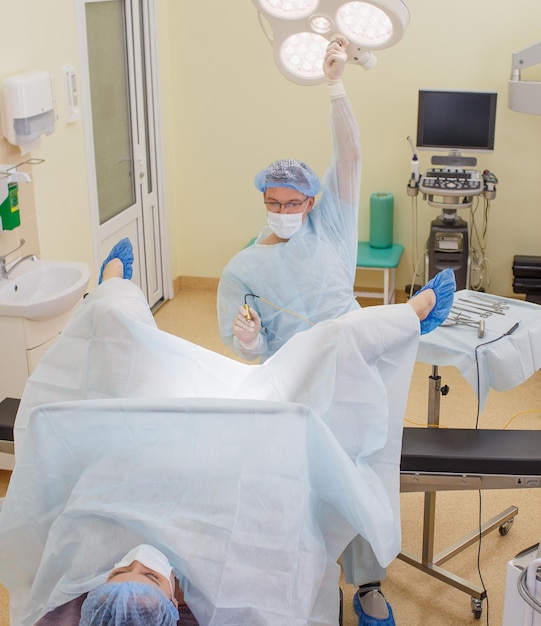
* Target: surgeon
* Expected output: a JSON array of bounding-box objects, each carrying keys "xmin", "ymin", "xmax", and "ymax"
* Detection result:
[
  {"xmin": 217, "ymin": 35, "xmax": 361, "ymax": 363},
  {"xmin": 215, "ymin": 32, "xmax": 454, "ymax": 626},
  {"xmin": 214, "ymin": 29, "xmax": 459, "ymax": 624}
]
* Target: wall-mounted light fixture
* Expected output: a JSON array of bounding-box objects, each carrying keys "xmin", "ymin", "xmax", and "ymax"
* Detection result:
[
  {"xmin": 509, "ymin": 39, "xmax": 541, "ymax": 115},
  {"xmin": 252, "ymin": 0, "xmax": 410, "ymax": 85}
]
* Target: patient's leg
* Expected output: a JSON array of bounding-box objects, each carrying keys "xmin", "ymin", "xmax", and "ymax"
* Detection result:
[
  {"xmin": 101, "ymin": 258, "xmax": 124, "ymax": 282},
  {"xmin": 98, "ymin": 238, "xmax": 134, "ymax": 283},
  {"xmin": 407, "ymin": 288, "xmax": 435, "ymax": 321},
  {"xmin": 411, "ymin": 268, "xmax": 456, "ymax": 334}
]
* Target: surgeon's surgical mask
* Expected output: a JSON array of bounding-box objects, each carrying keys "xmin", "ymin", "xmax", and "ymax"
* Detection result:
[
  {"xmin": 114, "ymin": 544, "xmax": 173, "ymax": 585},
  {"xmin": 267, "ymin": 211, "xmax": 305, "ymax": 239}
]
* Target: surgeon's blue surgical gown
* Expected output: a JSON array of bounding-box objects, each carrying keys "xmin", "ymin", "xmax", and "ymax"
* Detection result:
[{"xmin": 217, "ymin": 93, "xmax": 361, "ymax": 362}]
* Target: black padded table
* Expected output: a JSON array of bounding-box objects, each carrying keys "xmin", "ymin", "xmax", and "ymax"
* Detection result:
[
  {"xmin": 401, "ymin": 427, "xmax": 541, "ymax": 490},
  {"xmin": 399, "ymin": 424, "xmax": 541, "ymax": 617},
  {"xmin": 0, "ymin": 397, "xmax": 19, "ymax": 455}
]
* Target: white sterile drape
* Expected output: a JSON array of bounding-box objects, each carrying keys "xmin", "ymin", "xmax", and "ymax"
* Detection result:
[
  {"xmin": 417, "ymin": 289, "xmax": 541, "ymax": 410},
  {"xmin": 0, "ymin": 279, "xmax": 421, "ymax": 626}
]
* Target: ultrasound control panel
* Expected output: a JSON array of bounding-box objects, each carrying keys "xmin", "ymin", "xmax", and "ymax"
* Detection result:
[{"xmin": 419, "ymin": 169, "xmax": 483, "ymax": 196}]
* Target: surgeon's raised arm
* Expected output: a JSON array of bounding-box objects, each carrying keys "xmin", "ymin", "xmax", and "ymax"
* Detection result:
[{"xmin": 323, "ymin": 36, "xmax": 361, "ymax": 207}]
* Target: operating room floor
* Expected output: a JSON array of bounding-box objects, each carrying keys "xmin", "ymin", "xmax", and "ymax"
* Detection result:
[{"xmin": 0, "ymin": 288, "xmax": 539, "ymax": 626}]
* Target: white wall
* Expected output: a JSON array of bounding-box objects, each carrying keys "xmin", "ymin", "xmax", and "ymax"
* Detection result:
[
  {"xmin": 165, "ymin": 0, "xmax": 541, "ymax": 296},
  {"xmin": 1, "ymin": 0, "xmax": 540, "ymax": 297},
  {"xmin": 0, "ymin": 0, "xmax": 94, "ymax": 279}
]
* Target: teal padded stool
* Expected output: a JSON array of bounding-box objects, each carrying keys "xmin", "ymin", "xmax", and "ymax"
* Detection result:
[{"xmin": 354, "ymin": 241, "xmax": 404, "ymax": 305}]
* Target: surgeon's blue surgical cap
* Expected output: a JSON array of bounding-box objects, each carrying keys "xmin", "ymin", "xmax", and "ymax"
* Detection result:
[
  {"xmin": 79, "ymin": 581, "xmax": 179, "ymax": 626},
  {"xmin": 254, "ymin": 159, "xmax": 321, "ymax": 196}
]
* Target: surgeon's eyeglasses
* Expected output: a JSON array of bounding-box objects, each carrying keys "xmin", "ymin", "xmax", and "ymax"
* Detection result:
[{"xmin": 264, "ymin": 197, "xmax": 309, "ymax": 213}]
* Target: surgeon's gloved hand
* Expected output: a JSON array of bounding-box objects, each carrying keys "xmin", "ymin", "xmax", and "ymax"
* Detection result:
[
  {"xmin": 98, "ymin": 238, "xmax": 134, "ymax": 284},
  {"xmin": 415, "ymin": 268, "xmax": 456, "ymax": 334},
  {"xmin": 323, "ymin": 35, "xmax": 349, "ymax": 83},
  {"xmin": 232, "ymin": 305, "xmax": 262, "ymax": 349}
]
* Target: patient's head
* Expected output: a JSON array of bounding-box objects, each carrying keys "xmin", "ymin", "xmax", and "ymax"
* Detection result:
[
  {"xmin": 107, "ymin": 544, "xmax": 176, "ymax": 603},
  {"xmin": 79, "ymin": 544, "xmax": 179, "ymax": 625}
]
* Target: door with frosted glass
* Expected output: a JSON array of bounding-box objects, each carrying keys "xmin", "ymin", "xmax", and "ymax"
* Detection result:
[{"xmin": 82, "ymin": 0, "xmax": 164, "ymax": 307}]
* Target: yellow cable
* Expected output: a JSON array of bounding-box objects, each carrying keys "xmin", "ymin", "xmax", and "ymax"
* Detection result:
[
  {"xmin": 256, "ymin": 295, "xmax": 315, "ymax": 327},
  {"xmin": 405, "ymin": 410, "xmax": 541, "ymax": 430},
  {"xmin": 502, "ymin": 409, "xmax": 541, "ymax": 430},
  {"xmin": 403, "ymin": 418, "xmax": 449, "ymax": 428}
]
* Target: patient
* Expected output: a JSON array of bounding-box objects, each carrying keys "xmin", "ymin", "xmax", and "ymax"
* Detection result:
[
  {"xmin": 2, "ymin": 240, "xmax": 454, "ymax": 626},
  {"xmin": 34, "ymin": 544, "xmax": 197, "ymax": 626}
]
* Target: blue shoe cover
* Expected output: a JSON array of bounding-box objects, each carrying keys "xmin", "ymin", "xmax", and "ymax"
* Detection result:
[
  {"xmin": 415, "ymin": 268, "xmax": 456, "ymax": 334},
  {"xmin": 353, "ymin": 590, "xmax": 395, "ymax": 626},
  {"xmin": 98, "ymin": 238, "xmax": 134, "ymax": 284}
]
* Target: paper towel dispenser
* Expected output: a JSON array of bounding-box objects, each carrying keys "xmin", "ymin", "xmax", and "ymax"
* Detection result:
[{"xmin": 0, "ymin": 71, "xmax": 55, "ymax": 154}]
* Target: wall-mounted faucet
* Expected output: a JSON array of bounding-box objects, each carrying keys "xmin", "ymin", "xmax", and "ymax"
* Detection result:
[{"xmin": 0, "ymin": 239, "xmax": 37, "ymax": 280}]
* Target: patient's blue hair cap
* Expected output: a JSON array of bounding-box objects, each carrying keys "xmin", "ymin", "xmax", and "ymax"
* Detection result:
[
  {"xmin": 255, "ymin": 159, "xmax": 320, "ymax": 196},
  {"xmin": 79, "ymin": 581, "xmax": 179, "ymax": 626}
]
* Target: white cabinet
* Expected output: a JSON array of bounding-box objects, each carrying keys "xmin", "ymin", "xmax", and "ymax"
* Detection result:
[
  {"xmin": 0, "ymin": 301, "xmax": 83, "ymax": 469},
  {"xmin": 0, "ymin": 304, "xmax": 81, "ymax": 399}
]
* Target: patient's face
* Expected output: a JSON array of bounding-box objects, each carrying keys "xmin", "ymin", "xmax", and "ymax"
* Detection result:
[{"xmin": 107, "ymin": 560, "xmax": 177, "ymax": 606}]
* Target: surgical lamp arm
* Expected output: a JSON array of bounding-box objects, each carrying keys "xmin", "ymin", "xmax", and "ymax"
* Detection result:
[
  {"xmin": 509, "ymin": 39, "xmax": 541, "ymax": 115},
  {"xmin": 511, "ymin": 40, "xmax": 541, "ymax": 78}
]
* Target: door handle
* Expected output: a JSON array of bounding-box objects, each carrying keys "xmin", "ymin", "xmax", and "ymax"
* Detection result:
[{"xmin": 137, "ymin": 157, "xmax": 146, "ymax": 179}]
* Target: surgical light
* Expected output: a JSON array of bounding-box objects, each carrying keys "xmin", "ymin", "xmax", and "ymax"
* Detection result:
[
  {"xmin": 309, "ymin": 15, "xmax": 333, "ymax": 34},
  {"xmin": 281, "ymin": 33, "xmax": 330, "ymax": 79},
  {"xmin": 253, "ymin": 0, "xmax": 409, "ymax": 85}
]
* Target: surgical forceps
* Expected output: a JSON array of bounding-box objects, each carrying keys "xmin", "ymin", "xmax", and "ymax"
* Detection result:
[
  {"xmin": 460, "ymin": 294, "xmax": 510, "ymax": 314},
  {"xmin": 452, "ymin": 304, "xmax": 492, "ymax": 318},
  {"xmin": 469, "ymin": 293, "xmax": 510, "ymax": 308},
  {"xmin": 443, "ymin": 311, "xmax": 486, "ymax": 337}
]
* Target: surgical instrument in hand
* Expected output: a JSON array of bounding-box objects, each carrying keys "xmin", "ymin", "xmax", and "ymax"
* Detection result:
[{"xmin": 244, "ymin": 293, "xmax": 260, "ymax": 321}]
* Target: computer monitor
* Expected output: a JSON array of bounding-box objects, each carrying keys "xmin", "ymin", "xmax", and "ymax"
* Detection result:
[{"xmin": 416, "ymin": 89, "xmax": 497, "ymax": 161}]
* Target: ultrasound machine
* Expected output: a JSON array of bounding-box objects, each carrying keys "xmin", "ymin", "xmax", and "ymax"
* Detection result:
[{"xmin": 407, "ymin": 89, "xmax": 498, "ymax": 290}]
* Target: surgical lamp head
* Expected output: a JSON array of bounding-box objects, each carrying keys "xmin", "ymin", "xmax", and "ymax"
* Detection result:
[
  {"xmin": 252, "ymin": 0, "xmax": 410, "ymax": 85},
  {"xmin": 255, "ymin": 159, "xmax": 321, "ymax": 196}
]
